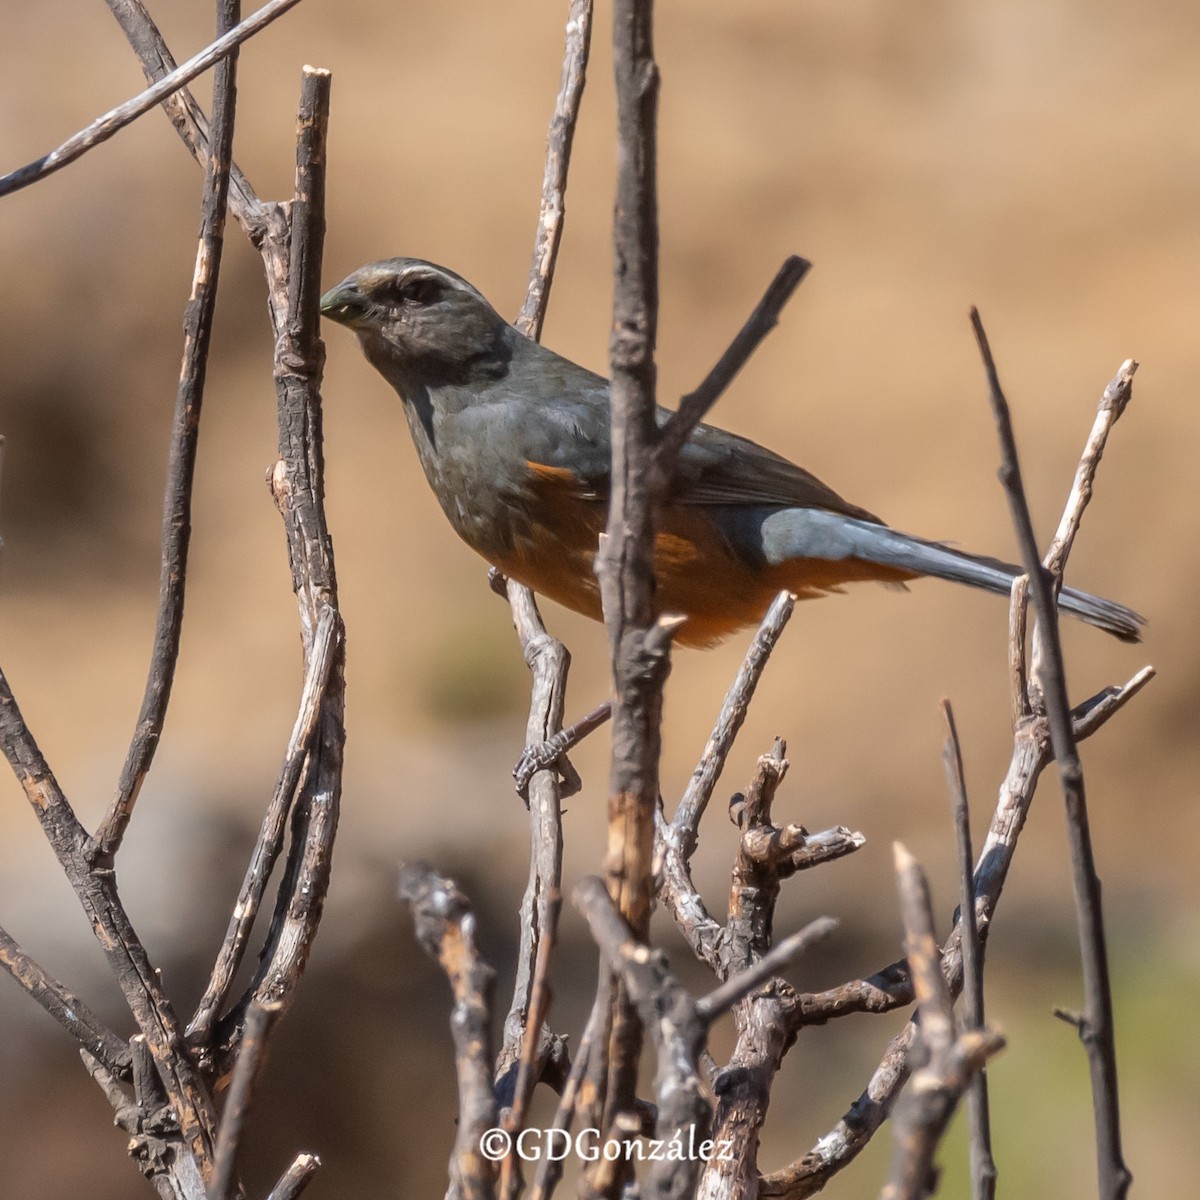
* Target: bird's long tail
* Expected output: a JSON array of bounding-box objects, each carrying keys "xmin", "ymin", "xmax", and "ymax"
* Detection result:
[{"xmin": 769, "ymin": 510, "xmax": 1144, "ymax": 642}]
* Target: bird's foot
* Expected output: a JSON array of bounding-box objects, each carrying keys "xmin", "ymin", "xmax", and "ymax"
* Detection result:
[
  {"xmin": 514, "ymin": 737, "xmax": 582, "ymax": 800},
  {"xmin": 513, "ymin": 701, "xmax": 613, "ymax": 800}
]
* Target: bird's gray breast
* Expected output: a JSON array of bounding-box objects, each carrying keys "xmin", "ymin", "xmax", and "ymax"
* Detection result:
[{"xmin": 399, "ymin": 387, "xmax": 544, "ymax": 559}]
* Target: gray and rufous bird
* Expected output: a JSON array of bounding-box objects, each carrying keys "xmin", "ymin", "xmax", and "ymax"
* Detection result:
[{"xmin": 319, "ymin": 257, "xmax": 1143, "ymax": 646}]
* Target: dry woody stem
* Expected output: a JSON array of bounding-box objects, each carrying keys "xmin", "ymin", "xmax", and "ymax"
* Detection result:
[
  {"xmin": 0, "ymin": 7, "xmax": 342, "ymax": 1195},
  {"xmin": 0, "ymin": 0, "xmax": 305, "ymax": 198},
  {"xmin": 99, "ymin": 0, "xmax": 241, "ymax": 859},
  {"xmin": 971, "ymin": 311, "xmax": 1132, "ymax": 1200},
  {"xmin": 941, "ymin": 700, "xmax": 997, "ymax": 1200}
]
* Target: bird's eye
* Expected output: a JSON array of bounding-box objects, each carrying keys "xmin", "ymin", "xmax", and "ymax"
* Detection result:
[
  {"xmin": 406, "ymin": 278, "xmax": 441, "ymax": 305},
  {"xmin": 382, "ymin": 277, "xmax": 441, "ymax": 308}
]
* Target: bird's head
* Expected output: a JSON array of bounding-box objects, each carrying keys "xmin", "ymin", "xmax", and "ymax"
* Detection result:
[{"xmin": 320, "ymin": 258, "xmax": 512, "ymax": 385}]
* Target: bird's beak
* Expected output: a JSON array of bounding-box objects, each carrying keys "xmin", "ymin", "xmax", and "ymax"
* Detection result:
[{"xmin": 319, "ymin": 280, "xmax": 369, "ymax": 327}]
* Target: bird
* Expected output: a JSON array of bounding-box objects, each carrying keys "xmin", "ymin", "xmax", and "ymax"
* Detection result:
[{"xmin": 319, "ymin": 257, "xmax": 1143, "ymax": 648}]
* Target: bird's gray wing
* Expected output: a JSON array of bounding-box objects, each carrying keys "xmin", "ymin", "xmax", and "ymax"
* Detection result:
[
  {"xmin": 670, "ymin": 420, "xmax": 884, "ymax": 521},
  {"xmin": 501, "ymin": 337, "xmax": 881, "ymax": 521}
]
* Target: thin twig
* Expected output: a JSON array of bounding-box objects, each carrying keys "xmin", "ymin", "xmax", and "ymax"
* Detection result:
[
  {"xmin": 0, "ymin": 0, "xmax": 304, "ymax": 198},
  {"xmin": 187, "ymin": 606, "xmax": 339, "ymax": 1048},
  {"xmin": 723, "ymin": 739, "xmax": 791, "ymax": 976},
  {"xmin": 1072, "ymin": 666, "xmax": 1155, "ymax": 740},
  {"xmin": 0, "ymin": 923, "xmax": 131, "ymax": 1076},
  {"xmin": 495, "ymin": 0, "xmax": 595, "ymax": 1144},
  {"xmin": 105, "ymin": 0, "xmax": 266, "ymax": 230},
  {"xmin": 400, "ymin": 866, "xmax": 499, "ymax": 1200},
  {"xmin": 575, "ymin": 876, "xmax": 709, "ymax": 1200},
  {"xmin": 0, "ymin": 664, "xmax": 218, "ymax": 1161},
  {"xmin": 673, "ymin": 590, "xmax": 795, "ymax": 851},
  {"xmin": 940, "ymin": 700, "xmax": 998, "ymax": 1195},
  {"xmin": 518, "ymin": 0, "xmax": 594, "ymax": 341},
  {"xmin": 595, "ymin": 0, "xmax": 665, "ymax": 1158},
  {"xmin": 971, "ymin": 309, "xmax": 1131, "ymax": 1200},
  {"xmin": 210, "ymin": 65, "xmax": 342, "ymax": 1078},
  {"xmin": 655, "ymin": 257, "xmax": 810, "ymax": 469},
  {"xmin": 1007, "ymin": 576, "xmax": 1031, "ymax": 725},
  {"xmin": 98, "ymin": 0, "xmax": 241, "ymax": 858},
  {"xmin": 209, "ymin": 999, "xmax": 277, "ymax": 1200},
  {"xmin": 529, "ymin": 973, "xmax": 613, "ymax": 1200},
  {"xmin": 104, "ymin": 0, "xmax": 292, "ymax": 335},
  {"xmin": 941, "ymin": 701, "xmax": 996, "ymax": 1200},
  {"xmin": 1043, "ymin": 360, "xmax": 1138, "ymax": 579},
  {"xmin": 659, "ymin": 590, "xmax": 795, "ymax": 972},
  {"xmin": 266, "ymin": 1154, "xmax": 321, "ymax": 1200},
  {"xmin": 695, "ymin": 917, "xmax": 836, "ymax": 1023},
  {"xmin": 883, "ymin": 845, "xmax": 1004, "ymax": 1200},
  {"xmin": 500, "ymin": 887, "xmax": 562, "ymax": 1200}
]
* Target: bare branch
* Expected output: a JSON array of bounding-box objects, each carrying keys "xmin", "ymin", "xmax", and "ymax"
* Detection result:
[
  {"xmin": 595, "ymin": 0, "xmax": 665, "ymax": 1155},
  {"xmin": 971, "ymin": 308, "xmax": 1132, "ymax": 1200},
  {"xmin": 682, "ymin": 736, "xmax": 849, "ymax": 1200},
  {"xmin": 725, "ymin": 739, "xmax": 863, "ymax": 983},
  {"xmin": 724, "ymin": 738, "xmax": 790, "ymax": 976},
  {"xmin": 187, "ymin": 606, "xmax": 338, "ymax": 1049},
  {"xmin": 208, "ymin": 65, "xmax": 342, "ymax": 1082},
  {"xmin": 517, "ymin": 0, "xmax": 594, "ymax": 341},
  {"xmin": 575, "ymin": 876, "xmax": 709, "ymax": 1200},
  {"xmin": 209, "ymin": 1000, "xmax": 278, "ymax": 1200},
  {"xmin": 105, "ymin": 0, "xmax": 266, "ymax": 231},
  {"xmin": 98, "ymin": 0, "xmax": 241, "ymax": 857},
  {"xmin": 659, "ymin": 591, "xmax": 795, "ymax": 971},
  {"xmin": 763, "ymin": 331, "xmax": 1150, "ymax": 1197},
  {"xmin": 695, "ymin": 917, "xmax": 836, "ymax": 1023},
  {"xmin": 894, "ymin": 844, "xmax": 954, "ymax": 1057},
  {"xmin": 1073, "ymin": 666, "xmax": 1155, "ymax": 741},
  {"xmin": 0, "ymin": 664, "xmax": 217, "ymax": 1160},
  {"xmin": 400, "ymin": 866, "xmax": 499, "ymax": 1200},
  {"xmin": 103, "ymin": 0, "xmax": 292, "ymax": 329},
  {"xmin": 495, "ymin": 0, "xmax": 597, "ymax": 1139},
  {"xmin": 0, "ymin": 0, "xmax": 304, "ymax": 198},
  {"xmin": 655, "ymin": 257, "xmax": 810, "ymax": 468},
  {"xmin": 1007, "ymin": 576, "xmax": 1031, "ymax": 725},
  {"xmin": 500, "ymin": 884, "xmax": 562, "ymax": 1200},
  {"xmin": 529, "ymin": 973, "xmax": 613, "ymax": 1200},
  {"xmin": 673, "ymin": 590, "xmax": 795, "ymax": 852},
  {"xmin": 883, "ymin": 1030, "xmax": 1005, "ymax": 1200},
  {"xmin": 1044, "ymin": 360, "xmax": 1138, "ymax": 578},
  {"xmin": 883, "ymin": 846, "xmax": 1005, "ymax": 1200},
  {"xmin": 0, "ymin": 667, "xmax": 91, "ymax": 854},
  {"xmin": 0, "ymin": 923, "xmax": 131, "ymax": 1076},
  {"xmin": 266, "ymin": 1155, "xmax": 321, "ymax": 1200},
  {"xmin": 941, "ymin": 702, "xmax": 996, "ymax": 1200}
]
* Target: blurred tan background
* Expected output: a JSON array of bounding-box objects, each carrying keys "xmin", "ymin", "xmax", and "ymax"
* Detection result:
[{"xmin": 0, "ymin": 1, "xmax": 1197, "ymax": 1196}]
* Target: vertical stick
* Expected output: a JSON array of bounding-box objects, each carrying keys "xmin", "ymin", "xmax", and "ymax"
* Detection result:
[
  {"xmin": 970, "ymin": 310, "xmax": 1130, "ymax": 1200},
  {"xmin": 941, "ymin": 701, "xmax": 997, "ymax": 1200},
  {"xmin": 596, "ymin": 0, "xmax": 663, "ymax": 1159}
]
